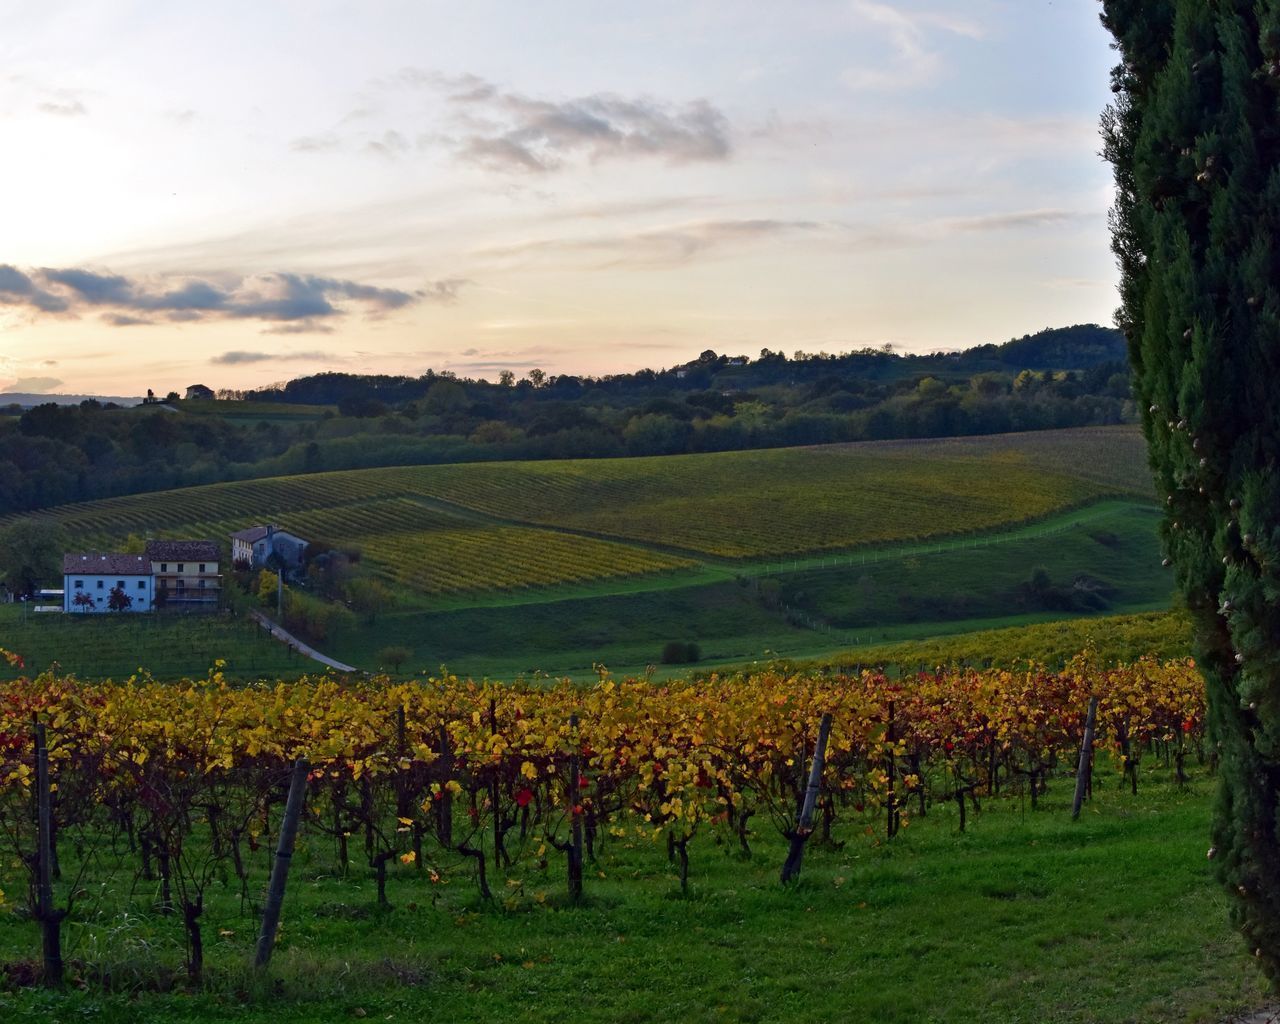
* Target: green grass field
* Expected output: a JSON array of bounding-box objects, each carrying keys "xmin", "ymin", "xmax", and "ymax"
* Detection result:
[
  {"xmin": 0, "ymin": 606, "xmax": 315, "ymax": 682},
  {"xmin": 0, "ymin": 764, "xmax": 1267, "ymax": 1023},
  {"xmin": 326, "ymin": 499, "xmax": 1175, "ymax": 679},
  {"xmin": 179, "ymin": 400, "xmax": 337, "ymax": 422}
]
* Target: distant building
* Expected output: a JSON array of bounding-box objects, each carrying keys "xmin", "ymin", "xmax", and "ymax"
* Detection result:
[
  {"xmin": 63, "ymin": 554, "xmax": 153, "ymax": 613},
  {"xmin": 185, "ymin": 384, "xmax": 215, "ymax": 401},
  {"xmin": 145, "ymin": 539, "xmax": 221, "ymax": 611},
  {"xmin": 231, "ymin": 525, "xmax": 308, "ymax": 573}
]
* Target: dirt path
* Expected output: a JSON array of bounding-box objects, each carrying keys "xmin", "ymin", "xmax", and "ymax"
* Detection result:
[{"xmin": 248, "ymin": 609, "xmax": 358, "ymax": 673}]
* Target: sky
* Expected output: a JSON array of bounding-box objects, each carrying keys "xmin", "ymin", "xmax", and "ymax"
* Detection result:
[{"xmin": 0, "ymin": 0, "xmax": 1121, "ymax": 396}]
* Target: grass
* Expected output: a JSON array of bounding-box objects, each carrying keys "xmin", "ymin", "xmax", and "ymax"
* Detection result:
[
  {"xmin": 0, "ymin": 765, "xmax": 1268, "ymax": 1023},
  {"xmin": 798, "ymin": 609, "xmax": 1194, "ymax": 673},
  {"xmin": 0, "ymin": 500, "xmax": 1175, "ymax": 683},
  {"xmin": 328, "ymin": 500, "xmax": 1174, "ymax": 678},
  {"xmin": 0, "ymin": 426, "xmax": 1168, "ymax": 681},
  {"xmin": 178, "ymin": 400, "xmax": 337, "ymax": 422},
  {"xmin": 0, "ymin": 606, "xmax": 313, "ymax": 682}
]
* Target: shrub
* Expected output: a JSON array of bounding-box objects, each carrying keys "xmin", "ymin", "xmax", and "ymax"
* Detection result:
[{"xmin": 660, "ymin": 641, "xmax": 700, "ymax": 665}]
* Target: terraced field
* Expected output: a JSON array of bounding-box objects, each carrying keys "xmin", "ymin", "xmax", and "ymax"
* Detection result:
[{"xmin": 2, "ymin": 426, "xmax": 1152, "ymax": 579}]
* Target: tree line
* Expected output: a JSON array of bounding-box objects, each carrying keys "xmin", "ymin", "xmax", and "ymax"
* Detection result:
[{"xmin": 0, "ymin": 324, "xmax": 1133, "ymax": 516}]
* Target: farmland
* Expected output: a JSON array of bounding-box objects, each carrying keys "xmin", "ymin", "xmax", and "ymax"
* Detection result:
[
  {"xmin": 0, "ymin": 658, "xmax": 1268, "ymax": 1022},
  {"xmin": 804, "ymin": 609, "xmax": 1194, "ymax": 673},
  {"xmin": 3, "ymin": 425, "xmax": 1150, "ymax": 578},
  {"xmin": 0, "ymin": 605, "xmax": 310, "ymax": 681},
  {"xmin": 0, "ymin": 426, "xmax": 1172, "ymax": 678}
]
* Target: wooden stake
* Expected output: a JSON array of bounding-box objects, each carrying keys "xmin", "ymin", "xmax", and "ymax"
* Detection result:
[
  {"xmin": 1072, "ymin": 697, "xmax": 1099, "ymax": 821},
  {"xmin": 780, "ymin": 713, "xmax": 833, "ymax": 883},
  {"xmin": 568, "ymin": 713, "xmax": 584, "ymax": 901},
  {"xmin": 34, "ymin": 722, "xmax": 64, "ymax": 987},
  {"xmin": 254, "ymin": 757, "xmax": 309, "ymax": 969}
]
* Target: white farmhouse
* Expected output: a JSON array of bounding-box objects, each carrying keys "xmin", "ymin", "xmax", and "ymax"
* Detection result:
[
  {"xmin": 63, "ymin": 554, "xmax": 154, "ymax": 613},
  {"xmin": 231, "ymin": 525, "xmax": 308, "ymax": 572}
]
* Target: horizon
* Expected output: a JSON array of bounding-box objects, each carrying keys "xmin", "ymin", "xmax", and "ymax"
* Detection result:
[{"xmin": 1, "ymin": 2, "xmax": 1118, "ymax": 396}]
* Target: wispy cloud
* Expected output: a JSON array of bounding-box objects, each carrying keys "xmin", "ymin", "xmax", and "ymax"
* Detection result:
[
  {"xmin": 945, "ymin": 209, "xmax": 1080, "ymax": 232},
  {"xmin": 842, "ymin": 2, "xmax": 984, "ymax": 92},
  {"xmin": 259, "ymin": 322, "xmax": 337, "ymax": 335},
  {"xmin": 210, "ymin": 349, "xmax": 334, "ymax": 364},
  {"xmin": 0, "ymin": 265, "xmax": 464, "ymax": 325},
  {"xmin": 479, "ymin": 218, "xmax": 823, "ymax": 268},
  {"xmin": 37, "ymin": 98, "xmax": 86, "ymax": 116},
  {"xmin": 290, "ymin": 133, "xmax": 342, "ymax": 153},
  {"xmin": 101, "ymin": 313, "xmax": 155, "ymax": 327}
]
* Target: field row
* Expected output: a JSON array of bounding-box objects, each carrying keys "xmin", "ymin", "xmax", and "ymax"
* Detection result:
[
  {"xmin": 356, "ymin": 525, "xmax": 693, "ymax": 595},
  {"xmin": 2, "ymin": 428, "xmax": 1152, "ymax": 560}
]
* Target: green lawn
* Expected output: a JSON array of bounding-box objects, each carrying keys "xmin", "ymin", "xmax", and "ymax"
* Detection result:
[
  {"xmin": 0, "ymin": 765, "xmax": 1268, "ymax": 1023},
  {"xmin": 0, "ymin": 606, "xmax": 313, "ymax": 681}
]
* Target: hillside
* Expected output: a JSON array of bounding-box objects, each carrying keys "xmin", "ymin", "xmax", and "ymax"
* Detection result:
[
  {"xmin": 0, "ymin": 425, "xmax": 1172, "ymax": 680},
  {"xmin": 4, "ymin": 425, "xmax": 1150, "ymax": 591},
  {"xmin": 0, "ymin": 325, "xmax": 1134, "ymax": 516}
]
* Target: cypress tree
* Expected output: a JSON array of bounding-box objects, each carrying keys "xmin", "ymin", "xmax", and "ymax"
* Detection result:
[{"xmin": 1102, "ymin": 0, "xmax": 1280, "ymax": 976}]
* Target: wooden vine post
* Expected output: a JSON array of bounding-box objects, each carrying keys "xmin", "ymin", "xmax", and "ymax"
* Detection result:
[
  {"xmin": 780, "ymin": 713, "xmax": 833, "ymax": 884},
  {"xmin": 1072, "ymin": 697, "xmax": 1100, "ymax": 821},
  {"xmin": 254, "ymin": 756, "xmax": 310, "ymax": 969},
  {"xmin": 568, "ymin": 712, "xmax": 584, "ymax": 901},
  {"xmin": 34, "ymin": 722, "xmax": 65, "ymax": 987}
]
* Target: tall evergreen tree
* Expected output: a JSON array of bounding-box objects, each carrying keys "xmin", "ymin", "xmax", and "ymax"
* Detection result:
[{"xmin": 1103, "ymin": 0, "xmax": 1280, "ymax": 976}]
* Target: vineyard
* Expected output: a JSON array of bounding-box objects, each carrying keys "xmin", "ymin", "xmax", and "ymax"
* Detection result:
[
  {"xmin": 803, "ymin": 610, "xmax": 1194, "ymax": 674},
  {"xmin": 0, "ymin": 649, "xmax": 1213, "ymax": 999},
  {"xmin": 0, "ymin": 428, "xmax": 1152, "ymax": 603}
]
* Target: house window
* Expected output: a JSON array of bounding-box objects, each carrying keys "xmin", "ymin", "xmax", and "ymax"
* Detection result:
[
  {"xmin": 137, "ymin": 581, "xmax": 146, "ymax": 590},
  {"xmin": 74, "ymin": 580, "xmax": 83, "ymax": 589},
  {"xmin": 198, "ymin": 579, "xmax": 206, "ymax": 589},
  {"xmin": 199, "ymin": 563, "xmax": 206, "ymax": 573},
  {"xmin": 177, "ymin": 563, "xmax": 184, "ymax": 572},
  {"xmin": 116, "ymin": 580, "xmax": 124, "ymax": 589},
  {"xmin": 96, "ymin": 580, "xmax": 104, "ymax": 589},
  {"xmin": 176, "ymin": 579, "xmax": 185, "ymax": 590}
]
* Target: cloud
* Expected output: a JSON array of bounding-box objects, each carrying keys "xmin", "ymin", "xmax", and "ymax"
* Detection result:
[
  {"xmin": 259, "ymin": 321, "xmax": 337, "ymax": 335},
  {"xmin": 210, "ymin": 350, "xmax": 334, "ymax": 364},
  {"xmin": 410, "ymin": 72, "xmax": 731, "ymax": 173},
  {"xmin": 945, "ymin": 209, "xmax": 1081, "ymax": 232},
  {"xmin": 9, "ymin": 376, "xmax": 63, "ymax": 393},
  {"xmin": 291, "ymin": 133, "xmax": 342, "ymax": 153},
  {"xmin": 420, "ymin": 278, "xmax": 468, "ymax": 303},
  {"xmin": 843, "ymin": 1, "xmax": 984, "ymax": 92},
  {"xmin": 826, "ymin": 207, "xmax": 1088, "ymax": 252},
  {"xmin": 364, "ymin": 130, "xmax": 409, "ymax": 158},
  {"xmin": 101, "ymin": 313, "xmax": 155, "ymax": 327},
  {"xmin": 0, "ymin": 264, "xmax": 68, "ymax": 312},
  {"xmin": 0, "ymin": 265, "xmax": 457, "ymax": 325},
  {"xmin": 37, "ymin": 99, "xmax": 86, "ymax": 116},
  {"xmin": 479, "ymin": 218, "xmax": 823, "ymax": 268}
]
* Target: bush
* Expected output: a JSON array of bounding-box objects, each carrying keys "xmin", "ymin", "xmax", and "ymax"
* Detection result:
[{"xmin": 660, "ymin": 641, "xmax": 701, "ymax": 665}]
